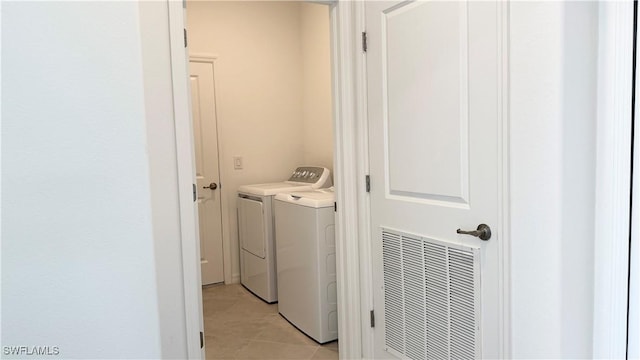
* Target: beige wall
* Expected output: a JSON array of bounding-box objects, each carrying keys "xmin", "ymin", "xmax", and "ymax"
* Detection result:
[
  {"xmin": 186, "ymin": 1, "xmax": 333, "ymax": 281},
  {"xmin": 301, "ymin": 3, "xmax": 333, "ymax": 170}
]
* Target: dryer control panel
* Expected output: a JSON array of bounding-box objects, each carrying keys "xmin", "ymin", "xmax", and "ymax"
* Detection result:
[{"xmin": 287, "ymin": 166, "xmax": 332, "ymax": 187}]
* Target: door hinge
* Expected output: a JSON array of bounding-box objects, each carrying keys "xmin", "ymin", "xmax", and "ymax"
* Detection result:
[
  {"xmin": 362, "ymin": 31, "xmax": 368, "ymax": 53},
  {"xmin": 200, "ymin": 331, "xmax": 204, "ymax": 348},
  {"xmin": 365, "ymin": 175, "xmax": 371, "ymax": 193},
  {"xmin": 370, "ymin": 310, "xmax": 375, "ymax": 328},
  {"xmin": 334, "ymin": 201, "xmax": 337, "ymax": 212},
  {"xmin": 184, "ymin": 28, "xmax": 188, "ymax": 48},
  {"xmin": 193, "ymin": 184, "xmax": 197, "ymax": 202}
]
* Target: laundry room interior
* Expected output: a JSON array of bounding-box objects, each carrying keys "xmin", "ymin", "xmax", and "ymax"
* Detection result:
[{"xmin": 186, "ymin": 1, "xmax": 338, "ymax": 359}]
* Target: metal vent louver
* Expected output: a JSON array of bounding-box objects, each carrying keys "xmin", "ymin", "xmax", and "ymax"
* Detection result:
[{"xmin": 382, "ymin": 228, "xmax": 481, "ymax": 360}]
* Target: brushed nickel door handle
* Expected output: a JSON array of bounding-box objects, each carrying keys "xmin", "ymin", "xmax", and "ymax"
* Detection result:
[
  {"xmin": 456, "ymin": 224, "xmax": 491, "ymax": 241},
  {"xmin": 203, "ymin": 182, "xmax": 218, "ymax": 190}
]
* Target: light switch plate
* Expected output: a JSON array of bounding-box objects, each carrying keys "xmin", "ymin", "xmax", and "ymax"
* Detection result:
[{"xmin": 233, "ymin": 156, "xmax": 243, "ymax": 170}]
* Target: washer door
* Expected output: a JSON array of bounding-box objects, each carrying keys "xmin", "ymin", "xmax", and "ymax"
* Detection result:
[{"xmin": 238, "ymin": 196, "xmax": 266, "ymax": 258}]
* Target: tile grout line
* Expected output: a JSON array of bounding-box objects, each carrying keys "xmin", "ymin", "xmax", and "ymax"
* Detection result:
[
  {"xmin": 309, "ymin": 346, "xmax": 322, "ymax": 360},
  {"xmin": 202, "ymin": 284, "xmax": 337, "ymax": 360}
]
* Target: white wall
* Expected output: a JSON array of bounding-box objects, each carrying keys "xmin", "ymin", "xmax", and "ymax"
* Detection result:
[
  {"xmin": 186, "ymin": 1, "xmax": 333, "ymax": 282},
  {"xmin": 1, "ymin": 2, "xmax": 187, "ymax": 358},
  {"xmin": 509, "ymin": 2, "xmax": 598, "ymax": 357}
]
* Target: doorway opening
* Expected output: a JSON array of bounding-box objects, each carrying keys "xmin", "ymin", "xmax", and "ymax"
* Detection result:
[{"xmin": 185, "ymin": 1, "xmax": 338, "ymax": 358}]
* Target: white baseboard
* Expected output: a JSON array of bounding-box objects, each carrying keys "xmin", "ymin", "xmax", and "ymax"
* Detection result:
[{"xmin": 227, "ymin": 273, "xmax": 241, "ymax": 285}]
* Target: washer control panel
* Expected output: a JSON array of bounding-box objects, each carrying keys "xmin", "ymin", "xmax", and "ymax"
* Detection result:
[{"xmin": 287, "ymin": 166, "xmax": 330, "ymax": 184}]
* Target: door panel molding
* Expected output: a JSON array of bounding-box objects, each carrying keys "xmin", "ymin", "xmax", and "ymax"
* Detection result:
[
  {"xmin": 496, "ymin": 1, "xmax": 511, "ymax": 357},
  {"xmin": 382, "ymin": 1, "xmax": 470, "ymax": 206}
]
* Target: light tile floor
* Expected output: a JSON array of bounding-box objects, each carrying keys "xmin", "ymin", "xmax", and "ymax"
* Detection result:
[{"xmin": 203, "ymin": 284, "xmax": 339, "ymax": 360}]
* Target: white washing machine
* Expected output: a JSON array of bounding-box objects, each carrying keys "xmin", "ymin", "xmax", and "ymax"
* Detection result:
[
  {"xmin": 274, "ymin": 188, "xmax": 338, "ymax": 344},
  {"xmin": 237, "ymin": 166, "xmax": 331, "ymax": 303}
]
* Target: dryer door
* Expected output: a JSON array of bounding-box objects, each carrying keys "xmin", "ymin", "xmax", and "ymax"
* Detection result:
[{"xmin": 238, "ymin": 195, "xmax": 267, "ymax": 259}]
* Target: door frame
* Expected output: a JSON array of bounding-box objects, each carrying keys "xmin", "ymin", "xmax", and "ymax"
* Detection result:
[
  {"xmin": 328, "ymin": 1, "xmax": 370, "ymax": 358},
  {"xmin": 631, "ymin": 6, "xmax": 639, "ymax": 350},
  {"xmin": 168, "ymin": 1, "xmax": 638, "ymax": 359},
  {"xmin": 168, "ymin": 1, "xmax": 372, "ymax": 357},
  {"xmin": 592, "ymin": 2, "xmax": 635, "ymax": 358},
  {"xmin": 188, "ymin": 53, "xmax": 233, "ymax": 285},
  {"xmin": 168, "ymin": 0, "xmax": 512, "ymax": 358}
]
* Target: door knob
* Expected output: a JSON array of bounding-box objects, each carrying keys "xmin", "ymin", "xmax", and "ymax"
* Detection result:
[
  {"xmin": 456, "ymin": 224, "xmax": 491, "ymax": 240},
  {"xmin": 203, "ymin": 182, "xmax": 218, "ymax": 190}
]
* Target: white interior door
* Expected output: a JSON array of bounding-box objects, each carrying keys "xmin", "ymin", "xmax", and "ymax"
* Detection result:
[
  {"xmin": 190, "ymin": 60, "xmax": 224, "ymax": 286},
  {"xmin": 367, "ymin": 1, "xmax": 502, "ymax": 358}
]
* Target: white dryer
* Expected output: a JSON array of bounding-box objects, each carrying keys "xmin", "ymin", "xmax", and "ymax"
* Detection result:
[
  {"xmin": 237, "ymin": 167, "xmax": 331, "ymax": 303},
  {"xmin": 274, "ymin": 188, "xmax": 337, "ymax": 344}
]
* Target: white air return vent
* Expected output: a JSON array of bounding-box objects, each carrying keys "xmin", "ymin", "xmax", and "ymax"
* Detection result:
[{"xmin": 382, "ymin": 228, "xmax": 481, "ymax": 360}]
